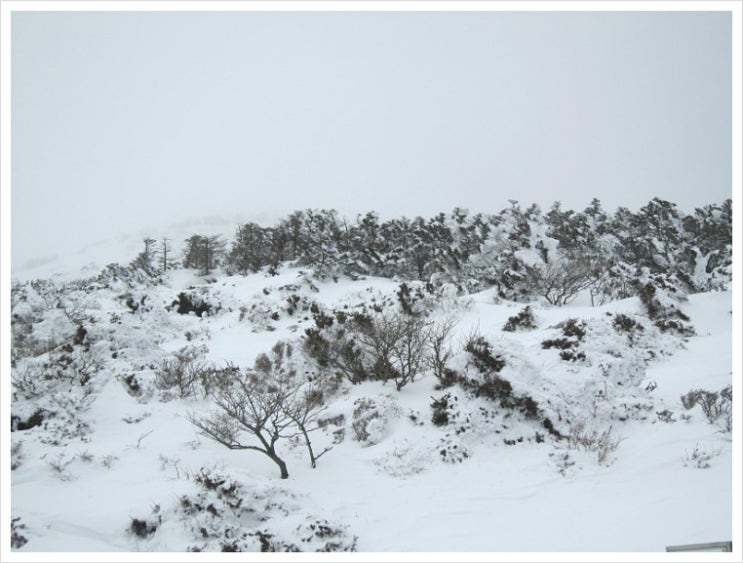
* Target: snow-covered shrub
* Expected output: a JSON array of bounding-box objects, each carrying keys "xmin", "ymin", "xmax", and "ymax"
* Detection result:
[
  {"xmin": 374, "ymin": 439, "xmax": 432, "ymax": 478},
  {"xmin": 303, "ymin": 308, "xmax": 433, "ymax": 390},
  {"xmin": 46, "ymin": 452, "xmax": 76, "ymax": 481},
  {"xmin": 459, "ymin": 335, "xmax": 539, "ymax": 420},
  {"xmin": 430, "ymin": 393, "xmax": 454, "ymax": 426},
  {"xmin": 148, "ymin": 467, "xmax": 357, "ymax": 552},
  {"xmin": 566, "ymin": 422, "xmax": 624, "ymax": 465},
  {"xmin": 550, "ymin": 451, "xmax": 577, "ymax": 477},
  {"xmin": 11, "ymin": 517, "xmax": 28, "ymax": 549},
  {"xmin": 502, "ymin": 305, "xmax": 538, "ymax": 332},
  {"xmin": 541, "ymin": 318, "xmax": 587, "ymax": 362},
  {"xmin": 656, "ymin": 409, "xmax": 676, "ymax": 423},
  {"xmin": 351, "ymin": 397, "xmax": 393, "ymax": 446},
  {"xmin": 681, "ymin": 443, "xmax": 721, "ymax": 469},
  {"xmin": 522, "ymin": 257, "xmax": 599, "ymax": 306},
  {"xmin": 169, "ymin": 290, "xmax": 217, "ymax": 318},
  {"xmin": 155, "ymin": 344, "xmax": 213, "ymax": 399},
  {"xmin": 395, "ymin": 281, "xmax": 469, "ymax": 316},
  {"xmin": 128, "ymin": 516, "xmax": 159, "ymax": 539},
  {"xmin": 11, "ymin": 440, "xmax": 23, "ymax": 470},
  {"xmin": 316, "ymin": 413, "xmax": 346, "ymax": 445},
  {"xmin": 636, "ymin": 274, "xmax": 694, "ymax": 336},
  {"xmin": 681, "ymin": 386, "xmax": 732, "ymax": 432},
  {"xmin": 438, "ymin": 435, "xmax": 471, "ymax": 464}
]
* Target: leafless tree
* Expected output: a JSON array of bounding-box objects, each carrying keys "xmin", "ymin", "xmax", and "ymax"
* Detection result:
[
  {"xmin": 161, "ymin": 237, "xmax": 172, "ymax": 272},
  {"xmin": 425, "ymin": 316, "xmax": 458, "ymax": 384},
  {"xmin": 189, "ymin": 363, "xmax": 330, "ymax": 479},
  {"xmin": 189, "ymin": 370, "xmax": 294, "ymax": 479},
  {"xmin": 524, "ymin": 257, "xmax": 600, "ymax": 306},
  {"xmin": 352, "ymin": 309, "xmax": 432, "ymax": 391}
]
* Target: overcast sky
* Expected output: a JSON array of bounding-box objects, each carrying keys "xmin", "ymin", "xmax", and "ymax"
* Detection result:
[{"xmin": 11, "ymin": 9, "xmax": 732, "ymax": 266}]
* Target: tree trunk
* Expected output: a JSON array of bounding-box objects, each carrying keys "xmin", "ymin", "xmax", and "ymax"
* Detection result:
[{"xmin": 265, "ymin": 450, "xmax": 289, "ymax": 479}]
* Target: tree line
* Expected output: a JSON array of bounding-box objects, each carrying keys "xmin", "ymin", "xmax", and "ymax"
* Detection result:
[{"xmin": 133, "ymin": 197, "xmax": 732, "ymax": 304}]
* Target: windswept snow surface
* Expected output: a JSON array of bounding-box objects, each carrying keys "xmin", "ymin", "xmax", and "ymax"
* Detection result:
[{"xmin": 7, "ymin": 262, "xmax": 734, "ymax": 556}]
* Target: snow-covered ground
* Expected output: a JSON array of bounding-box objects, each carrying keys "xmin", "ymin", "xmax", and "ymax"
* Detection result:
[{"xmin": 5, "ymin": 243, "xmax": 738, "ymax": 559}]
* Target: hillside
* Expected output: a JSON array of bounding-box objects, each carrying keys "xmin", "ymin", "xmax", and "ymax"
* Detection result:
[{"xmin": 7, "ymin": 202, "xmax": 734, "ymax": 556}]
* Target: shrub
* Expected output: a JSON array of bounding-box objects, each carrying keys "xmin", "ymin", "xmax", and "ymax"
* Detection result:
[
  {"xmin": 155, "ymin": 345, "xmax": 214, "ymax": 398},
  {"xmin": 426, "ymin": 317, "xmax": 457, "ymax": 387},
  {"xmin": 11, "ymin": 441, "xmax": 23, "ymax": 470},
  {"xmin": 176, "ymin": 467, "xmax": 358, "ymax": 552},
  {"xmin": 636, "ymin": 278, "xmax": 695, "ymax": 335},
  {"xmin": 11, "ymin": 517, "xmax": 28, "ymax": 549},
  {"xmin": 612, "ymin": 313, "xmax": 643, "ymax": 335},
  {"xmin": 464, "ymin": 335, "xmax": 506, "ymax": 374},
  {"xmin": 681, "ymin": 443, "xmax": 720, "ymax": 469},
  {"xmin": 541, "ymin": 318, "xmax": 586, "ymax": 362},
  {"xmin": 351, "ymin": 398, "xmax": 388, "ymax": 445},
  {"xmin": 566, "ymin": 422, "xmax": 624, "ymax": 465},
  {"xmin": 171, "ymin": 291, "xmax": 213, "ymax": 317},
  {"xmin": 129, "ymin": 517, "xmax": 159, "ymax": 539},
  {"xmin": 10, "ymin": 409, "xmax": 46, "ymax": 431},
  {"xmin": 681, "ymin": 386, "xmax": 732, "ymax": 432},
  {"xmin": 502, "ymin": 306, "xmax": 537, "ymax": 332},
  {"xmin": 304, "ymin": 308, "xmax": 433, "ymax": 390},
  {"xmin": 430, "ymin": 394, "xmax": 452, "ymax": 426}
]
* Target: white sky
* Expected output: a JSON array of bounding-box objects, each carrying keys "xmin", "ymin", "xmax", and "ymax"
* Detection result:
[{"xmin": 10, "ymin": 8, "xmax": 732, "ymax": 267}]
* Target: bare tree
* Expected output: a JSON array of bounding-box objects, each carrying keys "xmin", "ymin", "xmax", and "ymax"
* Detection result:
[
  {"xmin": 351, "ymin": 309, "xmax": 432, "ymax": 390},
  {"xmin": 161, "ymin": 237, "xmax": 172, "ymax": 272},
  {"xmin": 283, "ymin": 385, "xmax": 332, "ymax": 468},
  {"xmin": 524, "ymin": 257, "xmax": 600, "ymax": 306},
  {"xmin": 425, "ymin": 316, "xmax": 458, "ymax": 385},
  {"xmin": 189, "ymin": 370, "xmax": 294, "ymax": 479},
  {"xmin": 189, "ymin": 362, "xmax": 330, "ymax": 479}
]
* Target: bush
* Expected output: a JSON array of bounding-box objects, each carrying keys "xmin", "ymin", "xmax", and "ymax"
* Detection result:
[
  {"xmin": 304, "ymin": 308, "xmax": 433, "ymax": 390},
  {"xmin": 541, "ymin": 318, "xmax": 587, "ymax": 362},
  {"xmin": 612, "ymin": 313, "xmax": 644, "ymax": 335},
  {"xmin": 681, "ymin": 443, "xmax": 720, "ymax": 469},
  {"xmin": 176, "ymin": 467, "xmax": 358, "ymax": 552},
  {"xmin": 11, "ymin": 517, "xmax": 28, "ymax": 549},
  {"xmin": 566, "ymin": 422, "xmax": 624, "ymax": 465},
  {"xmin": 11, "ymin": 440, "xmax": 23, "ymax": 470},
  {"xmin": 681, "ymin": 386, "xmax": 732, "ymax": 432},
  {"xmin": 502, "ymin": 306, "xmax": 537, "ymax": 332},
  {"xmin": 430, "ymin": 394, "xmax": 453, "ymax": 426},
  {"xmin": 351, "ymin": 398, "xmax": 389, "ymax": 445},
  {"xmin": 636, "ymin": 277, "xmax": 695, "ymax": 336},
  {"xmin": 155, "ymin": 345, "xmax": 214, "ymax": 398},
  {"xmin": 171, "ymin": 291, "xmax": 214, "ymax": 317},
  {"xmin": 129, "ymin": 517, "xmax": 159, "ymax": 539}
]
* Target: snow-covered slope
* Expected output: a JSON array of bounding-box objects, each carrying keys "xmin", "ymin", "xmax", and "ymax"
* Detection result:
[{"xmin": 7, "ymin": 251, "xmax": 735, "ymax": 556}]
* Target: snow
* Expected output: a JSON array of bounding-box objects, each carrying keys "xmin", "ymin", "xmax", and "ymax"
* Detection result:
[{"xmin": 5, "ymin": 244, "xmax": 738, "ymax": 560}]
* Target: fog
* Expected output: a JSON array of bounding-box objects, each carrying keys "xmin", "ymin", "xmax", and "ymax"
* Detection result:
[{"xmin": 11, "ymin": 9, "xmax": 732, "ymax": 268}]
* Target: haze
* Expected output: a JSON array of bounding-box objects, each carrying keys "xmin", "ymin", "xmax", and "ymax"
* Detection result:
[{"xmin": 11, "ymin": 10, "xmax": 732, "ymax": 268}]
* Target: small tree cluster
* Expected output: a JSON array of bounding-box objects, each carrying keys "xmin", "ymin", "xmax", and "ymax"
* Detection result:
[
  {"xmin": 303, "ymin": 307, "xmax": 454, "ymax": 391},
  {"xmin": 184, "ymin": 235, "xmax": 227, "ymax": 275}
]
